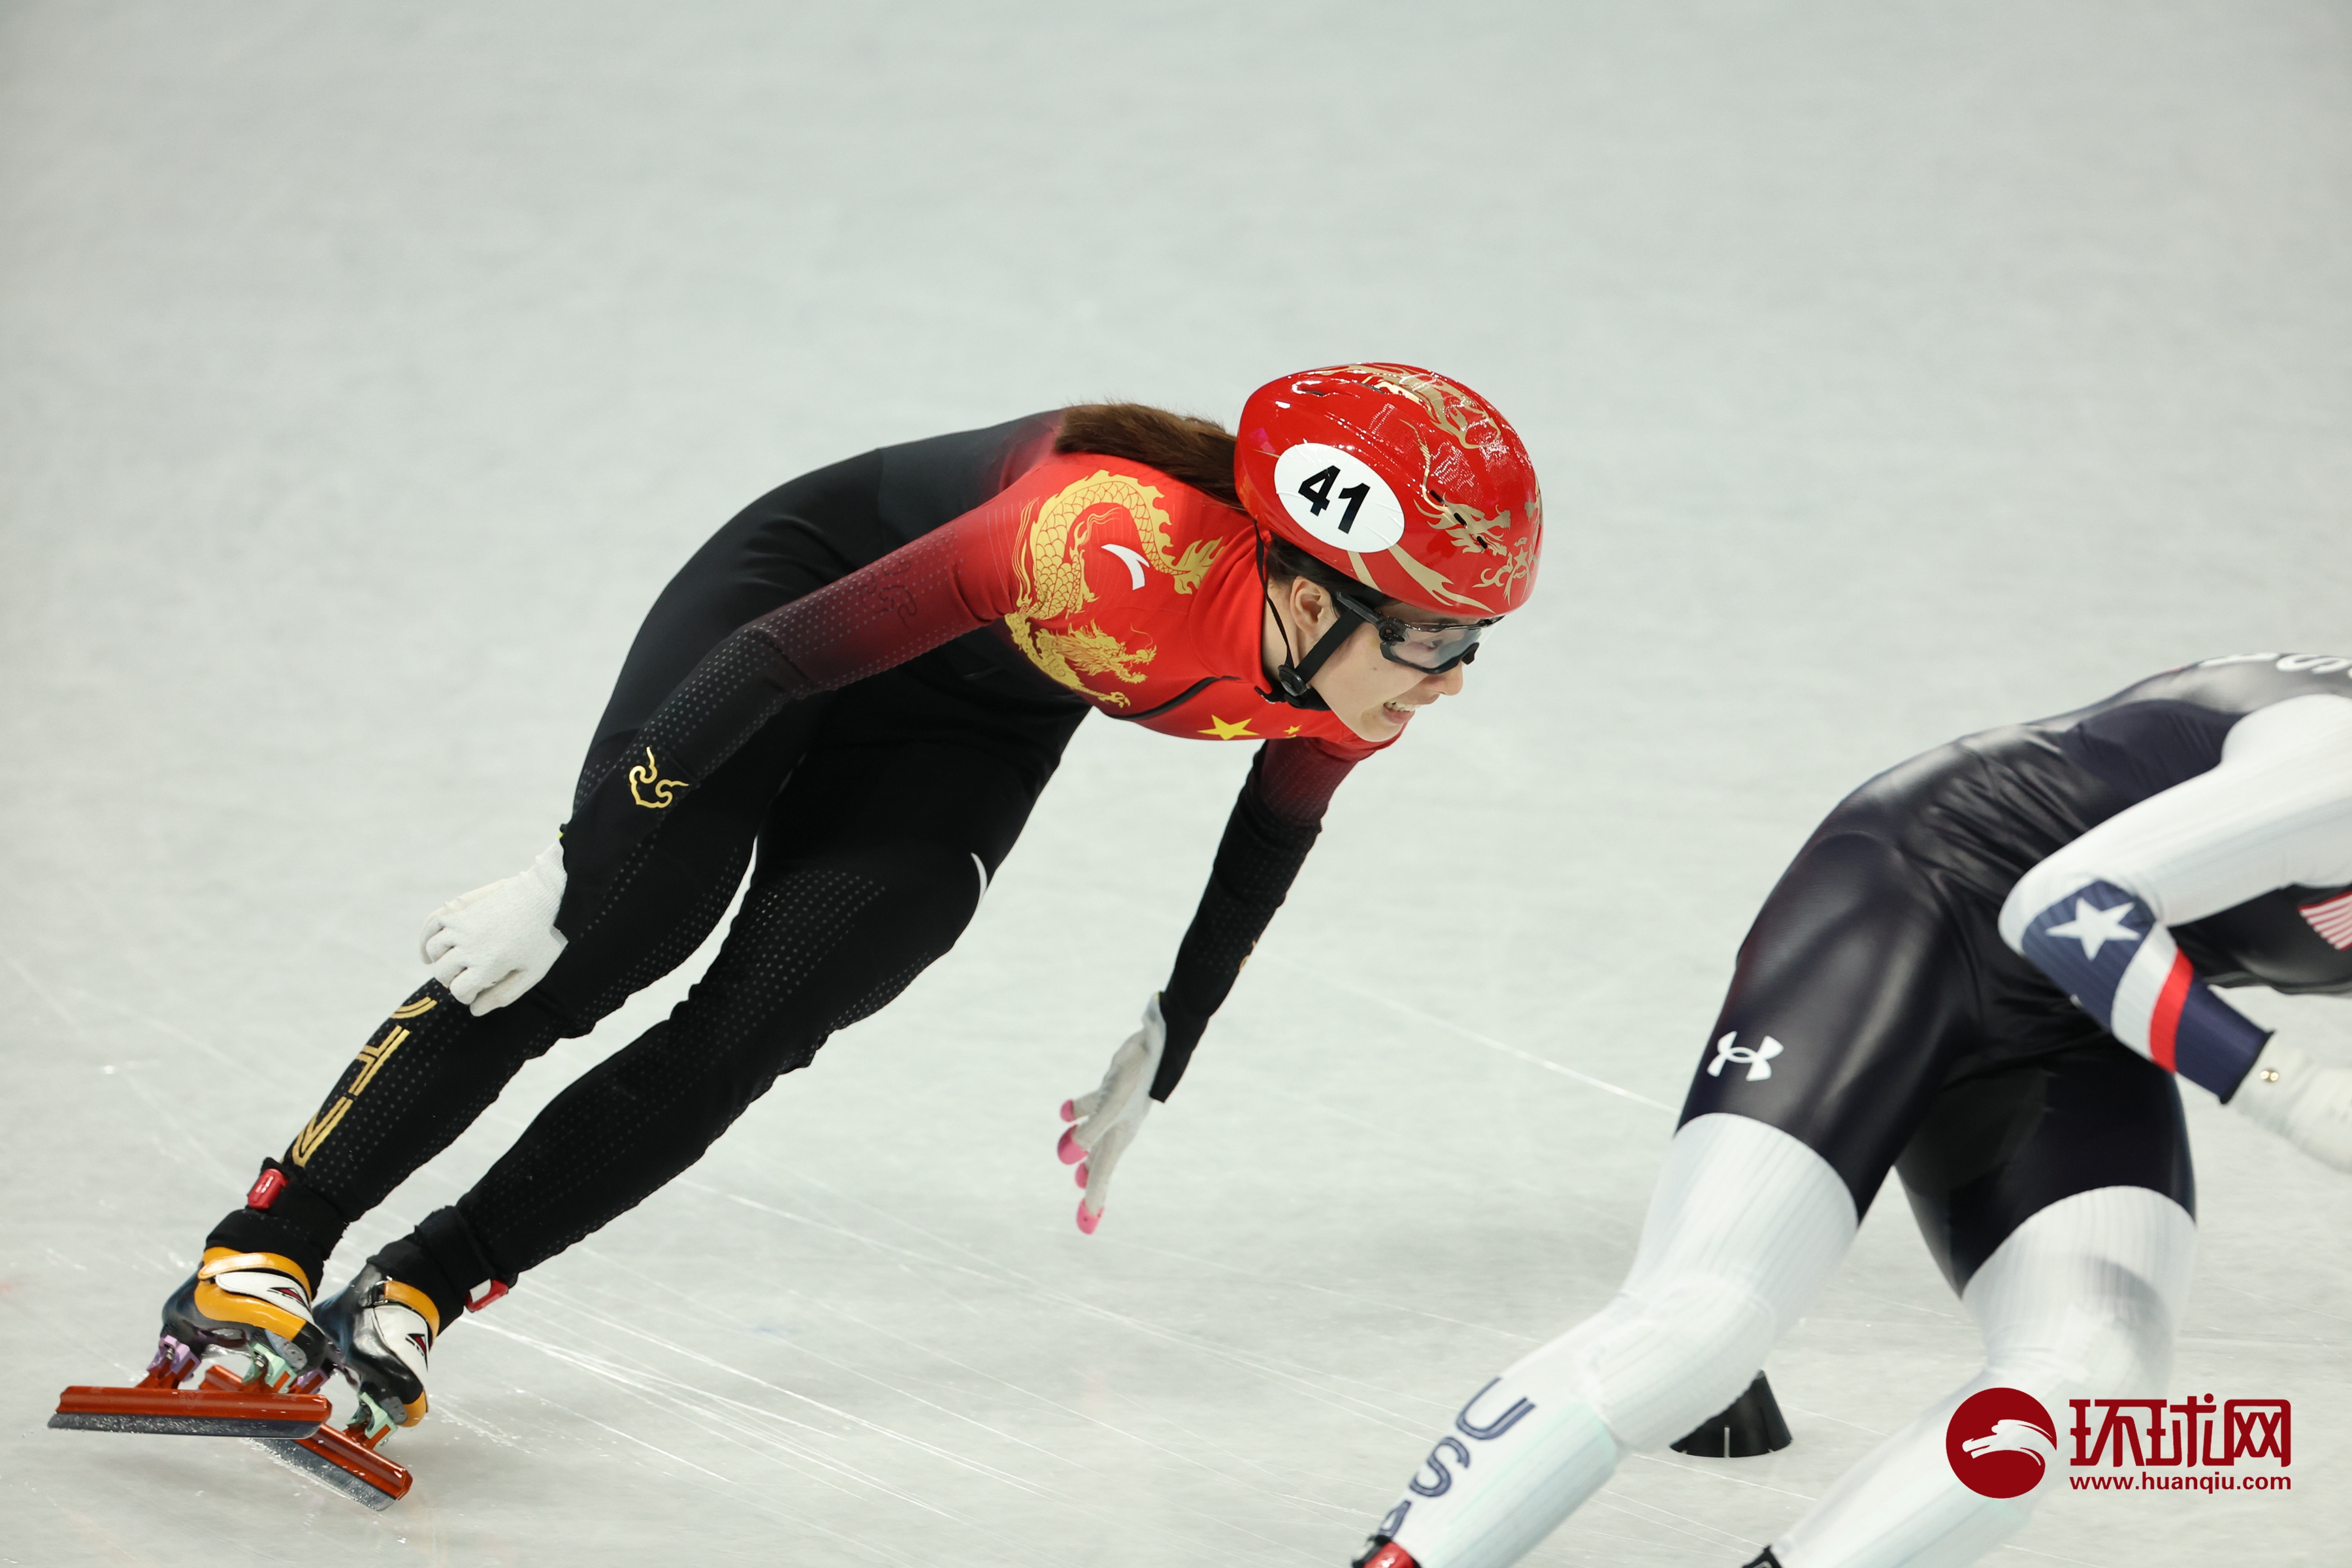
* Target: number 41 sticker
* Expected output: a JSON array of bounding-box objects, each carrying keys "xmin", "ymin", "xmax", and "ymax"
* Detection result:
[{"xmin": 1271, "ymin": 442, "xmax": 1405, "ymax": 552}]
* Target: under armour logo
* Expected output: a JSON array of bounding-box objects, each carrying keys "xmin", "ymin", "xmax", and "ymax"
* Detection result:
[{"xmin": 1707, "ymin": 1032, "xmax": 1784, "ymax": 1081}]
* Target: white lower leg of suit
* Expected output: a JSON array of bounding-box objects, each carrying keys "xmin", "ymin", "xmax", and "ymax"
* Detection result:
[
  {"xmin": 1378, "ymin": 1114, "xmax": 2195, "ymax": 1568},
  {"xmin": 1769, "ymin": 1184, "xmax": 2193, "ymax": 1568},
  {"xmin": 1381, "ymin": 1115, "xmax": 1855, "ymax": 1568}
]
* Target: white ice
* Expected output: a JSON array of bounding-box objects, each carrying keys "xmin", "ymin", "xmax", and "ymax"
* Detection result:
[{"xmin": 3, "ymin": 4, "xmax": 2347, "ymax": 1564}]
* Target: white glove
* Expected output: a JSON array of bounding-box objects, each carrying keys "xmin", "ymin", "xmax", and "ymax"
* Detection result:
[
  {"xmin": 2231, "ymin": 1041, "xmax": 2352, "ymax": 1173},
  {"xmin": 419, "ymin": 841, "xmax": 569, "ymax": 1015},
  {"xmin": 1055, "ymin": 995, "xmax": 1168, "ymax": 1235}
]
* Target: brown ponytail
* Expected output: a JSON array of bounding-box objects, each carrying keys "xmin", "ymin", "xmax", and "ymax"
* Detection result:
[
  {"xmin": 1055, "ymin": 401, "xmax": 1399, "ymax": 613},
  {"xmin": 1054, "ymin": 403, "xmax": 1240, "ymax": 511}
]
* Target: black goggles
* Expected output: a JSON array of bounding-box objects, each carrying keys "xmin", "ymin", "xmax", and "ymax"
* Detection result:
[{"xmin": 1330, "ymin": 590, "xmax": 1501, "ymax": 674}]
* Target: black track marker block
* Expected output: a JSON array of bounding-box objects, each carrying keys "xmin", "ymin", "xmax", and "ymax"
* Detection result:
[{"xmin": 1671, "ymin": 1371, "xmax": 1793, "ymax": 1458}]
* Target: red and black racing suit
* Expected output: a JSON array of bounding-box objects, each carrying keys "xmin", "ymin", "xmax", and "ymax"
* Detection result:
[{"xmin": 214, "ymin": 414, "xmax": 1390, "ymax": 1322}]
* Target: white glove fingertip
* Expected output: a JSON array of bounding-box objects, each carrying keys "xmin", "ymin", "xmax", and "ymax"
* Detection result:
[
  {"xmin": 1085, "ymin": 1124, "xmax": 1128, "ymax": 1184},
  {"xmin": 1079, "ymin": 1156, "xmax": 1119, "ymax": 1219},
  {"xmin": 448, "ymin": 964, "xmax": 493, "ymax": 1005},
  {"xmin": 472, "ymin": 971, "xmax": 530, "ymax": 1013}
]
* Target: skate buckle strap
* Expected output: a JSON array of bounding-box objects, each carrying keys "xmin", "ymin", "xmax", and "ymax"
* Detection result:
[
  {"xmin": 246, "ymin": 1168, "xmax": 288, "ymax": 1210},
  {"xmin": 198, "ymin": 1249, "xmax": 312, "ymax": 1293},
  {"xmin": 465, "ymin": 1278, "xmax": 509, "ymax": 1313},
  {"xmin": 382, "ymin": 1278, "xmax": 444, "ymax": 1339}
]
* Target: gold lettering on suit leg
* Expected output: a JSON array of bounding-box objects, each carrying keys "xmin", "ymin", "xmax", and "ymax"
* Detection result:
[
  {"xmin": 348, "ymin": 1026, "xmax": 410, "ymax": 1095},
  {"xmin": 285, "ymin": 1008, "xmax": 421, "ymax": 1167},
  {"xmin": 290, "ymin": 1098, "xmax": 351, "ymax": 1166}
]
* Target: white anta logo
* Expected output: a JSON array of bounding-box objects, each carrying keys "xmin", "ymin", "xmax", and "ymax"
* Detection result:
[
  {"xmin": 1961, "ymin": 1418, "xmax": 2057, "ymax": 1470},
  {"xmin": 1099, "ymin": 544, "xmax": 1149, "ymax": 590},
  {"xmin": 2044, "ymin": 898, "xmax": 2142, "ymax": 960},
  {"xmin": 1708, "ymin": 1032, "xmax": 1784, "ymax": 1081}
]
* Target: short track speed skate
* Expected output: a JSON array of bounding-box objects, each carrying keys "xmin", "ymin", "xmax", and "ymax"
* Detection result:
[
  {"xmin": 53, "ymin": 1248, "xmax": 333, "ymax": 1439},
  {"xmin": 51, "ymin": 1246, "xmax": 414, "ymax": 1509}
]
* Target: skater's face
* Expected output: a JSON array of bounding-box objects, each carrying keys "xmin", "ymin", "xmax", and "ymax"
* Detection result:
[{"xmin": 1263, "ymin": 576, "xmax": 1477, "ymax": 743}]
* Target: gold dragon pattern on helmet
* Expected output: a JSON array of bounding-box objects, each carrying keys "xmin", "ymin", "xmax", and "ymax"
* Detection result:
[{"xmin": 1335, "ymin": 363, "xmax": 1539, "ymax": 567}]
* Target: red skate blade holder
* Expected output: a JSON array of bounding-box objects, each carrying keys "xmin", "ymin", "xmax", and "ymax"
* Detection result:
[
  {"xmin": 201, "ymin": 1364, "xmax": 414, "ymax": 1507},
  {"xmin": 52, "ymin": 1360, "xmax": 329, "ymax": 1440}
]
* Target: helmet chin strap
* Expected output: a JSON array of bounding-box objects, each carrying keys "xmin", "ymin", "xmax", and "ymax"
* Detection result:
[
  {"xmin": 1273, "ymin": 614, "xmax": 1357, "ymax": 710},
  {"xmin": 1256, "ymin": 528, "xmax": 1345, "ymax": 711}
]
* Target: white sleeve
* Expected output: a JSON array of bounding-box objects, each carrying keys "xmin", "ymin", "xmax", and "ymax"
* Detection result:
[{"xmin": 1999, "ymin": 694, "xmax": 2352, "ymax": 951}]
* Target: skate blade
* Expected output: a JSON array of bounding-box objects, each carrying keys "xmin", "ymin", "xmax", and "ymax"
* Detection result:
[
  {"xmin": 252, "ymin": 1434, "xmax": 408, "ymax": 1510},
  {"xmin": 51, "ymin": 1382, "xmax": 329, "ymax": 1439},
  {"xmin": 199, "ymin": 1364, "xmax": 412, "ymax": 1508}
]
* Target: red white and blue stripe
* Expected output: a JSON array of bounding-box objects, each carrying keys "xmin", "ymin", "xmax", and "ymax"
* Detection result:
[
  {"xmin": 2018, "ymin": 879, "xmax": 2270, "ymax": 1099},
  {"xmin": 2300, "ymin": 890, "xmax": 2352, "ymax": 951}
]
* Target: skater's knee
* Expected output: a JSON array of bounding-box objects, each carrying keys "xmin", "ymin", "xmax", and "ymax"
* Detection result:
[
  {"xmin": 810, "ymin": 838, "xmax": 987, "ymax": 942},
  {"xmin": 719, "ymin": 840, "xmax": 979, "ymax": 1025},
  {"xmin": 1541, "ymin": 1115, "xmax": 1852, "ymax": 1452},
  {"xmin": 1984, "ymin": 1295, "xmax": 2178, "ymax": 1402},
  {"xmin": 1514, "ymin": 1277, "xmax": 1778, "ymax": 1454},
  {"xmin": 635, "ymin": 840, "xmax": 981, "ymax": 1121},
  {"xmin": 1966, "ymin": 1188, "xmax": 2193, "ymax": 1399},
  {"xmin": 740, "ymin": 1023, "xmax": 832, "ymax": 1094}
]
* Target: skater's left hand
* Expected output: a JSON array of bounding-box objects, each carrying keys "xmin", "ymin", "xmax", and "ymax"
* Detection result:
[
  {"xmin": 420, "ymin": 841, "xmax": 569, "ymax": 1015},
  {"xmin": 2232, "ymin": 1041, "xmax": 2352, "ymax": 1172},
  {"xmin": 1056, "ymin": 995, "xmax": 1167, "ymax": 1234}
]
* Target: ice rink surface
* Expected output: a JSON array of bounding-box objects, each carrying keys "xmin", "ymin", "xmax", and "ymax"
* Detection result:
[{"xmin": 3, "ymin": 3, "xmax": 2349, "ymax": 1563}]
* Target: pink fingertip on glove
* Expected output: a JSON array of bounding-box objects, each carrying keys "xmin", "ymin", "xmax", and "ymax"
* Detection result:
[
  {"xmin": 1056, "ymin": 1127, "xmax": 1085, "ymax": 1165},
  {"xmin": 1075, "ymin": 1200, "xmax": 1101, "ymax": 1235},
  {"xmin": 1059, "ymin": 1100, "xmax": 1076, "ymax": 1122},
  {"xmin": 1075, "ymin": 1163, "xmax": 1089, "ymax": 1189}
]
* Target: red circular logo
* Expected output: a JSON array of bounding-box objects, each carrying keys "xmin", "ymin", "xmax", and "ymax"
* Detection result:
[{"xmin": 1946, "ymin": 1387, "xmax": 2058, "ymax": 1498}]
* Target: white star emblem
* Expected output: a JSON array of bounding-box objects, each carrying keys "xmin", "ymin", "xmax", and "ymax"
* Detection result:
[{"xmin": 2044, "ymin": 897, "xmax": 2143, "ymax": 960}]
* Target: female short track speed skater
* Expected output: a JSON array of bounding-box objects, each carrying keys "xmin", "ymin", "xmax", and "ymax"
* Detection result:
[
  {"xmin": 53, "ymin": 365, "xmax": 1546, "ymax": 1497},
  {"xmin": 1354, "ymin": 654, "xmax": 2352, "ymax": 1568}
]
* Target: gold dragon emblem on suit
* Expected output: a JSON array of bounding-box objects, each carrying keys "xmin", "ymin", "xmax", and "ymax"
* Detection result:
[{"xmin": 1005, "ymin": 469, "xmax": 1224, "ymax": 707}]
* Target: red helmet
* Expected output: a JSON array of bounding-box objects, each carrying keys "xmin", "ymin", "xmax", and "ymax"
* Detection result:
[{"xmin": 1233, "ymin": 363, "xmax": 1543, "ymax": 616}]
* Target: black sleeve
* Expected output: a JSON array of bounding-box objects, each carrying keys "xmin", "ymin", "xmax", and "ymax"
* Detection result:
[{"xmin": 1150, "ymin": 738, "xmax": 1361, "ymax": 1100}]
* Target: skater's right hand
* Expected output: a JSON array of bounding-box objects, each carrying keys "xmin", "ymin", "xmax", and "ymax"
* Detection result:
[
  {"xmin": 1055, "ymin": 996, "xmax": 1167, "ymax": 1235},
  {"xmin": 420, "ymin": 841, "xmax": 569, "ymax": 1015}
]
